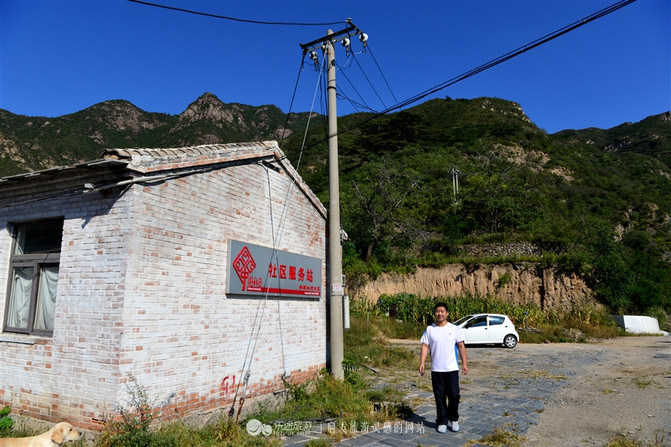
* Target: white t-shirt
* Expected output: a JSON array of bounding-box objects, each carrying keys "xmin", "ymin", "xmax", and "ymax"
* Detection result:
[{"xmin": 420, "ymin": 322, "xmax": 464, "ymax": 372}]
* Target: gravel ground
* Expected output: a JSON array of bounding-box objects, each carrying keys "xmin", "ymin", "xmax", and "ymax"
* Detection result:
[
  {"xmin": 521, "ymin": 336, "xmax": 671, "ymax": 447},
  {"xmin": 333, "ymin": 335, "xmax": 671, "ymax": 447},
  {"xmin": 433, "ymin": 335, "xmax": 671, "ymax": 446}
]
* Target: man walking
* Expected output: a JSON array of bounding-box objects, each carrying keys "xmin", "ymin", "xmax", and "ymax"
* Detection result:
[{"xmin": 419, "ymin": 302, "xmax": 469, "ymax": 433}]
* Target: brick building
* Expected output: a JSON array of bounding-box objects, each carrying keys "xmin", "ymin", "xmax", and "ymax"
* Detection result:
[{"xmin": 0, "ymin": 142, "xmax": 327, "ymax": 430}]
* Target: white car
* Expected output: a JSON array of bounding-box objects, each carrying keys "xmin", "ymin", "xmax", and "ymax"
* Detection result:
[{"xmin": 454, "ymin": 313, "xmax": 520, "ymax": 348}]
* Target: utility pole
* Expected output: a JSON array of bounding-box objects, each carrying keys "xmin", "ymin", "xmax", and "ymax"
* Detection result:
[
  {"xmin": 450, "ymin": 166, "xmax": 461, "ymax": 205},
  {"xmin": 301, "ymin": 20, "xmax": 365, "ymax": 380},
  {"xmin": 326, "ymin": 30, "xmax": 344, "ymax": 380}
]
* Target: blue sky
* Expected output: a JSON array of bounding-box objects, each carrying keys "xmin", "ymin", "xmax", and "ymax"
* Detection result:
[{"xmin": 1, "ymin": 0, "xmax": 669, "ymax": 133}]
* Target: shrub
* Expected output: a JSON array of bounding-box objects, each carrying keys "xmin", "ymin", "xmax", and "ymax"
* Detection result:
[
  {"xmin": 0, "ymin": 406, "xmax": 13, "ymax": 436},
  {"xmin": 98, "ymin": 377, "xmax": 160, "ymax": 447}
]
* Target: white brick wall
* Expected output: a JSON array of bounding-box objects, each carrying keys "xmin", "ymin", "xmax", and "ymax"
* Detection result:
[
  {"xmin": 0, "ymin": 148, "xmax": 327, "ymax": 429},
  {"xmin": 0, "ymin": 179, "xmax": 131, "ymax": 425}
]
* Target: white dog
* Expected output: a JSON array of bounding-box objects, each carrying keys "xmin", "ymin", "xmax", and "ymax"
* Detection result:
[{"xmin": 0, "ymin": 422, "xmax": 81, "ymax": 447}]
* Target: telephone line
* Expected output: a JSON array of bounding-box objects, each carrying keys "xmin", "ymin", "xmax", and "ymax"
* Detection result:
[{"xmin": 128, "ymin": 0, "xmax": 345, "ymax": 26}]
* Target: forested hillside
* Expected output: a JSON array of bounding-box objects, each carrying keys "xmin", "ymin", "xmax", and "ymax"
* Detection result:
[
  {"xmin": 279, "ymin": 98, "xmax": 671, "ymax": 316},
  {"xmin": 1, "ymin": 93, "xmax": 670, "ymax": 316}
]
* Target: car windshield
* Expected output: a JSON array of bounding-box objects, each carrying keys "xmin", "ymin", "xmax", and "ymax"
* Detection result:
[{"xmin": 453, "ymin": 315, "xmax": 474, "ymax": 325}]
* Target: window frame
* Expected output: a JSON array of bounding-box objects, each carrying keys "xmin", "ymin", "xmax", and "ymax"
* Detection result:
[{"xmin": 3, "ymin": 218, "xmax": 63, "ymax": 337}]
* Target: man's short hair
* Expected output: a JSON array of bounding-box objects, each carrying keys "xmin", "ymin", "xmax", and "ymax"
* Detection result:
[{"xmin": 434, "ymin": 302, "xmax": 448, "ymax": 312}]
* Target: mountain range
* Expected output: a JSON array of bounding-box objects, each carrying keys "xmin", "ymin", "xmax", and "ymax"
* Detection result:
[{"xmin": 2, "ymin": 92, "xmax": 669, "ymax": 176}]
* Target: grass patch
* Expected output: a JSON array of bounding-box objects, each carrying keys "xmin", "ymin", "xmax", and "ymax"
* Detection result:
[
  {"xmin": 89, "ymin": 370, "xmax": 389, "ymax": 446},
  {"xmin": 634, "ymin": 378, "xmax": 652, "ymax": 389},
  {"xmin": 524, "ymin": 370, "xmax": 568, "ymax": 381},
  {"xmin": 604, "ymin": 430, "xmax": 670, "ymax": 447},
  {"xmin": 305, "ymin": 440, "xmax": 332, "ymax": 447},
  {"xmin": 520, "ymin": 322, "xmax": 621, "ymax": 343},
  {"xmin": 89, "ymin": 377, "xmax": 283, "ymax": 446},
  {"xmin": 343, "ymin": 317, "xmax": 417, "ymax": 369},
  {"xmin": 364, "ymin": 385, "xmax": 403, "ymax": 403},
  {"xmin": 155, "ymin": 417, "xmax": 281, "ymax": 447},
  {"xmin": 0, "ymin": 406, "xmax": 14, "ymax": 437},
  {"xmin": 95, "ymin": 410, "xmax": 283, "ymax": 447},
  {"xmin": 377, "ymin": 319, "xmax": 425, "ymax": 340},
  {"xmin": 251, "ymin": 370, "xmax": 379, "ymax": 430},
  {"xmin": 465, "ymin": 426, "xmax": 525, "ymax": 446}
]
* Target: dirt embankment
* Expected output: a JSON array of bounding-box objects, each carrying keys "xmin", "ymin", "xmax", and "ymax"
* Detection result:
[{"xmin": 352, "ymin": 264, "xmax": 595, "ymax": 311}]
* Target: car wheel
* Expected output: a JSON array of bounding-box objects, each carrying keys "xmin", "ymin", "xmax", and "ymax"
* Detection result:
[{"xmin": 503, "ymin": 334, "xmax": 518, "ymax": 348}]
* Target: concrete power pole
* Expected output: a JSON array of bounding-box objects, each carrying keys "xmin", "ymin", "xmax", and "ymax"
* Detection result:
[
  {"xmin": 325, "ymin": 30, "xmax": 344, "ymax": 380},
  {"xmin": 301, "ymin": 21, "xmax": 363, "ymax": 380}
]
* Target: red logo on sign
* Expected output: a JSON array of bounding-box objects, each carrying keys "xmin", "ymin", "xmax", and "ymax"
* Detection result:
[{"xmin": 233, "ymin": 246, "xmax": 256, "ymax": 291}]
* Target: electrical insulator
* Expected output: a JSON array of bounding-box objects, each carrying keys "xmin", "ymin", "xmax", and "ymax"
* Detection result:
[
  {"xmin": 341, "ymin": 37, "xmax": 350, "ymax": 48},
  {"xmin": 358, "ymin": 32, "xmax": 368, "ymax": 44}
]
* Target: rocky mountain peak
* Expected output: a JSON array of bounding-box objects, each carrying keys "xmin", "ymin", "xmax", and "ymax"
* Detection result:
[
  {"xmin": 193, "ymin": 92, "xmax": 221, "ymax": 104},
  {"xmin": 178, "ymin": 92, "xmax": 245, "ymax": 129}
]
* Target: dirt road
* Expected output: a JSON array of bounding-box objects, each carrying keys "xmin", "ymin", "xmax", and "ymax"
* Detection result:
[{"xmin": 521, "ymin": 336, "xmax": 670, "ymax": 446}]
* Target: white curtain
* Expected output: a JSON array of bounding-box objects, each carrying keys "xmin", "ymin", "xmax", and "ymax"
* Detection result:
[
  {"xmin": 34, "ymin": 266, "xmax": 59, "ymax": 330},
  {"xmin": 7, "ymin": 267, "xmax": 32, "ymax": 329}
]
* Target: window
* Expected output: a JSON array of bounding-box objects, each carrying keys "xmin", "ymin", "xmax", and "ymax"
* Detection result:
[
  {"xmin": 468, "ymin": 316, "xmax": 488, "ymax": 328},
  {"xmin": 4, "ymin": 219, "xmax": 63, "ymax": 336},
  {"xmin": 489, "ymin": 316, "xmax": 505, "ymax": 325}
]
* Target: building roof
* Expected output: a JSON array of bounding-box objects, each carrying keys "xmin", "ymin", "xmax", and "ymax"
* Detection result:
[
  {"xmin": 0, "ymin": 159, "xmax": 129, "ymax": 185},
  {"xmin": 0, "ymin": 141, "xmax": 327, "ymax": 219},
  {"xmin": 101, "ymin": 141, "xmax": 283, "ymax": 174}
]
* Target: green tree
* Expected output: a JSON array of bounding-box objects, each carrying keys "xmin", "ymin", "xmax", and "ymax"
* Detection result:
[
  {"xmin": 343, "ymin": 157, "xmax": 421, "ymax": 263},
  {"xmin": 580, "ymin": 219, "xmax": 633, "ymax": 312}
]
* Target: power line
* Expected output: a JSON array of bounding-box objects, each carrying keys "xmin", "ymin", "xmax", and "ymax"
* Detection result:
[
  {"xmin": 307, "ymin": 0, "xmax": 637, "ymax": 149},
  {"xmin": 350, "ymin": 51, "xmax": 387, "ymax": 110},
  {"xmin": 336, "ymin": 84, "xmax": 377, "ymax": 114},
  {"xmin": 278, "ymin": 57, "xmax": 307, "ymax": 150},
  {"xmin": 387, "ymin": 0, "xmax": 637, "ymax": 115},
  {"xmin": 336, "ymin": 60, "xmax": 375, "ymax": 113},
  {"xmin": 128, "ymin": 0, "xmax": 345, "ymax": 26},
  {"xmin": 367, "ymin": 45, "xmax": 400, "ymax": 109}
]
